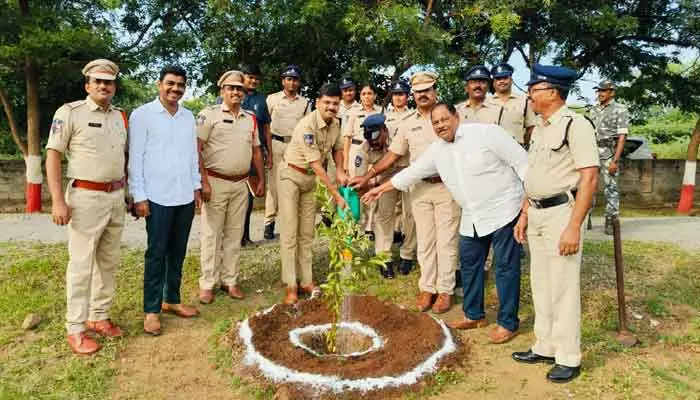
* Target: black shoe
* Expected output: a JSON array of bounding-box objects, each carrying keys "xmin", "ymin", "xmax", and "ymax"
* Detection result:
[
  {"xmin": 398, "ymin": 258, "xmax": 414, "ymax": 275},
  {"xmin": 264, "ymin": 223, "xmax": 275, "ymax": 240},
  {"xmin": 512, "ymin": 349, "xmax": 556, "ymax": 364},
  {"xmin": 547, "ymin": 364, "xmax": 581, "ymax": 383},
  {"xmin": 365, "ymin": 231, "xmax": 375, "ymax": 241},
  {"xmin": 240, "ymin": 237, "xmax": 254, "ymax": 247},
  {"xmin": 384, "ymin": 262, "xmax": 395, "ymax": 279},
  {"xmin": 393, "ymin": 231, "xmax": 404, "ymax": 244}
]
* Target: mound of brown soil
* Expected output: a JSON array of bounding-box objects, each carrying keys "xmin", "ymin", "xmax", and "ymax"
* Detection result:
[{"xmin": 247, "ymin": 295, "xmax": 453, "ymax": 379}]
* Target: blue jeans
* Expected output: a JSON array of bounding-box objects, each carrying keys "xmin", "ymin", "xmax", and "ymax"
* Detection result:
[
  {"xmin": 459, "ymin": 215, "xmax": 521, "ymax": 332},
  {"xmin": 143, "ymin": 200, "xmax": 195, "ymax": 313}
]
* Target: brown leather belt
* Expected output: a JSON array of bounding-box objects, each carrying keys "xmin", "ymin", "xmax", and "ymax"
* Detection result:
[
  {"xmin": 422, "ymin": 176, "xmax": 443, "ymax": 184},
  {"xmin": 72, "ymin": 178, "xmax": 126, "ymax": 192},
  {"xmin": 206, "ymin": 169, "xmax": 248, "ymax": 182},
  {"xmin": 287, "ymin": 162, "xmax": 314, "ymax": 176},
  {"xmin": 272, "ymin": 134, "xmax": 291, "ymax": 143}
]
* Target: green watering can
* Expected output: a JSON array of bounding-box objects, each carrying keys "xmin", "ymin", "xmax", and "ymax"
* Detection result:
[{"xmin": 337, "ymin": 186, "xmax": 361, "ymax": 222}]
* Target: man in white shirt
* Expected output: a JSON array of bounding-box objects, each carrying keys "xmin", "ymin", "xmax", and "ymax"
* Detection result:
[
  {"xmin": 128, "ymin": 65, "xmax": 202, "ymax": 336},
  {"xmin": 362, "ymin": 102, "xmax": 528, "ymax": 344}
]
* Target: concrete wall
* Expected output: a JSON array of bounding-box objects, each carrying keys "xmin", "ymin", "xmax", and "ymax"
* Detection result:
[{"xmin": 1, "ymin": 159, "xmax": 698, "ymax": 211}]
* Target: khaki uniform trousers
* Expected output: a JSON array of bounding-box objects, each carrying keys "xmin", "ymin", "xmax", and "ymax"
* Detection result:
[
  {"xmin": 264, "ymin": 139, "xmax": 288, "ymax": 225},
  {"xmin": 527, "ymin": 199, "xmax": 584, "ymax": 367},
  {"xmin": 278, "ymin": 164, "xmax": 317, "ymax": 287},
  {"xmin": 372, "ymin": 189, "xmax": 399, "ymax": 256},
  {"xmin": 399, "ymin": 190, "xmax": 417, "ymax": 260},
  {"xmin": 411, "ymin": 181, "xmax": 460, "ymax": 295},
  {"xmin": 199, "ymin": 176, "xmax": 249, "ymax": 289},
  {"xmin": 65, "ymin": 185, "xmax": 125, "ymax": 334}
]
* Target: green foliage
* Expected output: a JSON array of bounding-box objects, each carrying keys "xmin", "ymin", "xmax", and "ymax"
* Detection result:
[
  {"xmin": 314, "ymin": 185, "xmax": 387, "ymax": 353},
  {"xmin": 183, "ymin": 93, "xmax": 217, "ymax": 116}
]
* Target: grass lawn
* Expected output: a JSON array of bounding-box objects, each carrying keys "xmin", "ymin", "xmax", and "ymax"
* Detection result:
[{"xmin": 0, "ymin": 238, "xmax": 699, "ymax": 399}]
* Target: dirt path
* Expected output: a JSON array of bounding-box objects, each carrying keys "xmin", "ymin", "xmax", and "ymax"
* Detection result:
[
  {"xmin": 112, "ymin": 315, "xmax": 241, "ymax": 400},
  {"xmin": 2, "ymin": 213, "xmax": 697, "ymax": 250}
]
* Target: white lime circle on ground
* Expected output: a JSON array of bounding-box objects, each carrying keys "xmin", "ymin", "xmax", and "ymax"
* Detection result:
[
  {"xmin": 239, "ymin": 304, "xmax": 457, "ymax": 393},
  {"xmin": 288, "ymin": 321, "xmax": 384, "ymax": 358}
]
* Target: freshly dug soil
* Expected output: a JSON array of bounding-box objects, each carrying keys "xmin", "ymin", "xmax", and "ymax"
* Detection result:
[{"xmin": 247, "ymin": 295, "xmax": 452, "ymax": 379}]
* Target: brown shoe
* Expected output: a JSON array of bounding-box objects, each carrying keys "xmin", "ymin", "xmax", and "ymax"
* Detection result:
[
  {"xmin": 161, "ymin": 303, "xmax": 199, "ymax": 318},
  {"xmin": 67, "ymin": 332, "xmax": 101, "ymax": 355},
  {"xmin": 199, "ymin": 289, "xmax": 215, "ymax": 304},
  {"xmin": 431, "ymin": 293, "xmax": 452, "ymax": 314},
  {"xmin": 487, "ymin": 325, "xmax": 518, "ymax": 344},
  {"xmin": 143, "ymin": 313, "xmax": 161, "ymax": 336},
  {"xmin": 221, "ymin": 284, "xmax": 245, "ymax": 300},
  {"xmin": 416, "ymin": 291, "xmax": 436, "ymax": 312},
  {"xmin": 86, "ymin": 319, "xmax": 123, "ymax": 338},
  {"xmin": 299, "ymin": 283, "xmax": 319, "ymax": 296},
  {"xmin": 447, "ymin": 316, "xmax": 489, "ymax": 330},
  {"xmin": 283, "ymin": 287, "xmax": 298, "ymax": 305}
]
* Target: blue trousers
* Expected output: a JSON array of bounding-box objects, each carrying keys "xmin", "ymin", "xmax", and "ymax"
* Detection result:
[
  {"xmin": 459, "ymin": 216, "xmax": 521, "ymax": 332},
  {"xmin": 143, "ymin": 200, "xmax": 195, "ymax": 313}
]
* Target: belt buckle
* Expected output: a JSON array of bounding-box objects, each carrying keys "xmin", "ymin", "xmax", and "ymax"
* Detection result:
[
  {"xmin": 529, "ymin": 199, "xmax": 542, "ymax": 209},
  {"xmin": 106, "ymin": 182, "xmax": 116, "ymax": 192}
]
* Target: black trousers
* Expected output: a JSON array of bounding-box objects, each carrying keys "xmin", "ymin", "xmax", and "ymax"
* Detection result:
[{"xmin": 143, "ymin": 200, "xmax": 195, "ymax": 313}]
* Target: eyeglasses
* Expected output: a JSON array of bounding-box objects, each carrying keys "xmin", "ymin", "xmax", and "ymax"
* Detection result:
[{"xmin": 223, "ymin": 86, "xmax": 245, "ymax": 92}]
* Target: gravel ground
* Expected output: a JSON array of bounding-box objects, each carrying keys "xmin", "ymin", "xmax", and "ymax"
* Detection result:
[{"xmin": 0, "ymin": 213, "xmax": 698, "ymax": 250}]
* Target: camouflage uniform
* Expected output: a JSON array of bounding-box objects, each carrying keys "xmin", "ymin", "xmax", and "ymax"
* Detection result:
[{"xmin": 589, "ymin": 99, "xmax": 629, "ymax": 218}]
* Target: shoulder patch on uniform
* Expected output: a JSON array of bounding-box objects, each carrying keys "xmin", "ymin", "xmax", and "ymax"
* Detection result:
[
  {"xmin": 65, "ymin": 100, "xmax": 86, "ymax": 109},
  {"xmin": 196, "ymin": 113, "xmax": 207, "ymax": 126},
  {"xmin": 303, "ymin": 132, "xmax": 314, "ymax": 146},
  {"xmin": 354, "ymin": 155, "xmax": 363, "ymax": 168},
  {"xmin": 50, "ymin": 119, "xmax": 64, "ymax": 135},
  {"xmin": 401, "ymin": 110, "xmax": 417, "ymax": 121}
]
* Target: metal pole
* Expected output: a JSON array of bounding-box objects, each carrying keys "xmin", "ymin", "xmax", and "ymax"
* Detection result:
[{"xmin": 612, "ymin": 216, "xmax": 637, "ymax": 347}]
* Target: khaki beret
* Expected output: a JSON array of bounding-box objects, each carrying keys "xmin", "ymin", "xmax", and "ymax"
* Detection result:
[
  {"xmin": 217, "ymin": 70, "xmax": 245, "ymax": 87},
  {"xmin": 82, "ymin": 59, "xmax": 119, "ymax": 80},
  {"xmin": 410, "ymin": 71, "xmax": 438, "ymax": 91}
]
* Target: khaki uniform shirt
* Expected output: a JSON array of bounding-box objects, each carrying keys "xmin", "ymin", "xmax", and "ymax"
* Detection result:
[
  {"xmin": 486, "ymin": 93, "xmax": 537, "ymax": 143},
  {"xmin": 46, "ymin": 96, "xmax": 126, "ymax": 182},
  {"xmin": 456, "ymin": 100, "xmax": 501, "ymax": 124},
  {"xmin": 388, "ymin": 110, "xmax": 438, "ymax": 164},
  {"xmin": 525, "ymin": 106, "xmax": 599, "ymax": 199},
  {"xmin": 385, "ymin": 108, "xmax": 412, "ymax": 167},
  {"xmin": 196, "ymin": 104, "xmax": 259, "ymax": 176},
  {"xmin": 338, "ymin": 101, "xmax": 363, "ymax": 130},
  {"xmin": 343, "ymin": 104, "xmax": 383, "ymax": 137},
  {"xmin": 284, "ymin": 110, "xmax": 343, "ymax": 169},
  {"xmin": 266, "ymin": 91, "xmax": 309, "ymax": 137},
  {"xmin": 350, "ymin": 140, "xmax": 395, "ymax": 184}
]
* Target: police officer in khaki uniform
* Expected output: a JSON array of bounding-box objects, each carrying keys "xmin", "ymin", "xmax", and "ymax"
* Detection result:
[
  {"xmin": 346, "ymin": 114, "xmax": 398, "ymax": 278},
  {"xmin": 197, "ymin": 71, "xmax": 265, "ymax": 304},
  {"xmin": 264, "ymin": 65, "xmax": 310, "ymax": 240},
  {"xmin": 385, "ymin": 80, "xmax": 417, "ymax": 274},
  {"xmin": 343, "ymin": 84, "xmax": 383, "ymax": 237},
  {"xmin": 338, "ymin": 76, "xmax": 363, "ymax": 127},
  {"xmin": 278, "ymin": 83, "xmax": 349, "ymax": 305},
  {"xmin": 351, "ymin": 72, "xmax": 461, "ymax": 314},
  {"xmin": 46, "ymin": 59, "xmax": 126, "ymax": 355},
  {"xmin": 456, "ymin": 65, "xmax": 501, "ymax": 124},
  {"xmin": 512, "ymin": 64, "xmax": 599, "ymax": 383},
  {"xmin": 487, "ymin": 63, "xmax": 537, "ymax": 146}
]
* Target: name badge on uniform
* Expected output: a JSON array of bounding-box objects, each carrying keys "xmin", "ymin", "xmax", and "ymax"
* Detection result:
[
  {"xmin": 354, "ymin": 155, "xmax": 363, "ymax": 168},
  {"xmin": 88, "ymin": 122, "xmax": 102, "ymax": 128},
  {"xmin": 304, "ymin": 132, "xmax": 314, "ymax": 146},
  {"xmin": 410, "ymin": 126, "xmax": 421, "ymax": 131},
  {"xmin": 223, "ymin": 119, "xmax": 233, "ymax": 124}
]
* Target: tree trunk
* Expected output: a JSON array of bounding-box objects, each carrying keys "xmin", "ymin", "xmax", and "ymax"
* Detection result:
[
  {"xmin": 0, "ymin": 85, "xmax": 27, "ymax": 156},
  {"xmin": 20, "ymin": 0, "xmax": 42, "ymax": 213},
  {"xmin": 676, "ymin": 117, "xmax": 700, "ymax": 213}
]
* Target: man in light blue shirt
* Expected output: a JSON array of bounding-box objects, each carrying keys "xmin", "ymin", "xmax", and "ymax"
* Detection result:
[
  {"xmin": 362, "ymin": 102, "xmax": 527, "ymax": 344},
  {"xmin": 128, "ymin": 65, "xmax": 202, "ymax": 336}
]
